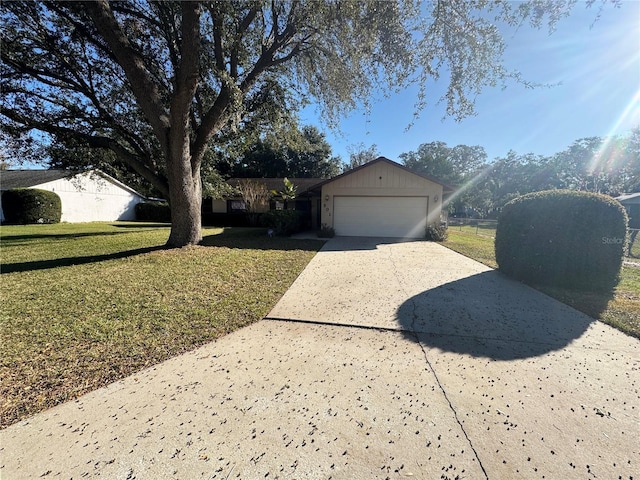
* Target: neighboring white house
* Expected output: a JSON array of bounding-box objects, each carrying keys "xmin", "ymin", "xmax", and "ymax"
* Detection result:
[
  {"xmin": 0, "ymin": 169, "xmax": 146, "ymax": 223},
  {"xmin": 616, "ymin": 192, "xmax": 640, "ymax": 228}
]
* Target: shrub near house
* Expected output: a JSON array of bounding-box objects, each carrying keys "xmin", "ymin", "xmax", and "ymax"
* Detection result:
[
  {"xmin": 135, "ymin": 201, "xmax": 171, "ymax": 222},
  {"xmin": 1, "ymin": 188, "xmax": 62, "ymax": 224},
  {"xmin": 261, "ymin": 210, "xmax": 305, "ymax": 236},
  {"xmin": 495, "ymin": 190, "xmax": 627, "ymax": 291}
]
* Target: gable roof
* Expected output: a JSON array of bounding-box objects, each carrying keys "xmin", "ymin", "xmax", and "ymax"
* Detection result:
[
  {"xmin": 227, "ymin": 177, "xmax": 326, "ymax": 196},
  {"xmin": 309, "ymin": 157, "xmax": 454, "ymax": 193},
  {"xmin": 0, "ymin": 169, "xmax": 146, "ymax": 198},
  {"xmin": 0, "ymin": 170, "xmax": 72, "ymax": 190}
]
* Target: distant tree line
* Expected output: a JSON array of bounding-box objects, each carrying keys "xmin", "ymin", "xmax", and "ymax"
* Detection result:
[{"xmin": 395, "ymin": 126, "xmax": 639, "ymax": 218}]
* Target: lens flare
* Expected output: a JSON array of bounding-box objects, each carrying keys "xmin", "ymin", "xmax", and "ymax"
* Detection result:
[{"xmin": 588, "ymin": 87, "xmax": 640, "ymax": 176}]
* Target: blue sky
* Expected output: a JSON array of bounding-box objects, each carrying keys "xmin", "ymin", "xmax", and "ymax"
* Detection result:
[{"xmin": 301, "ymin": 1, "xmax": 640, "ymax": 164}]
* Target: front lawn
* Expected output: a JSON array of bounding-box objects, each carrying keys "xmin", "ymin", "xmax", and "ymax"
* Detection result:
[
  {"xmin": 440, "ymin": 231, "xmax": 640, "ymax": 339},
  {"xmin": 0, "ymin": 223, "xmax": 324, "ymax": 428}
]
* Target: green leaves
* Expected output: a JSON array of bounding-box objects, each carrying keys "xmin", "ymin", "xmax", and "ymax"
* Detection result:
[
  {"xmin": 277, "ymin": 177, "xmax": 297, "ymax": 200},
  {"xmin": 400, "ymin": 141, "xmax": 487, "ymax": 186},
  {"xmin": 495, "ymin": 189, "xmax": 628, "ymax": 291},
  {"xmin": 222, "ymin": 124, "xmax": 340, "ymax": 178}
]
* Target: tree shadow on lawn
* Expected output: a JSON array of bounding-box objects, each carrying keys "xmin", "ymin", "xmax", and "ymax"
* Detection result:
[
  {"xmin": 201, "ymin": 228, "xmax": 325, "ymax": 252},
  {"xmin": 110, "ymin": 222, "xmax": 172, "ymax": 229},
  {"xmin": 2, "ymin": 229, "xmax": 323, "ymax": 274},
  {"xmin": 0, "ymin": 229, "xmax": 160, "ymax": 243},
  {"xmin": 396, "ymin": 271, "xmax": 614, "ymax": 361},
  {"xmin": 1, "ymin": 245, "xmax": 166, "ymax": 274}
]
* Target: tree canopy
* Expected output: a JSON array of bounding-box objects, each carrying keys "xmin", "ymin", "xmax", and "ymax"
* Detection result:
[
  {"xmin": 400, "ymin": 141, "xmax": 487, "ymax": 186},
  {"xmin": 345, "ymin": 143, "xmax": 380, "ymax": 172},
  {"xmin": 219, "ymin": 125, "xmax": 342, "ymax": 179},
  {"xmin": 1, "ymin": 0, "xmax": 618, "ymax": 245},
  {"xmin": 435, "ymin": 127, "xmax": 639, "ymax": 218}
]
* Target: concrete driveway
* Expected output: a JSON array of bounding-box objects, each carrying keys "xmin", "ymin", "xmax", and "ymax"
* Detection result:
[{"xmin": 1, "ymin": 237, "xmax": 638, "ymax": 479}]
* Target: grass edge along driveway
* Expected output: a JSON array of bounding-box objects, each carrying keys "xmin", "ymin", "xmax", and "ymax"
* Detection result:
[
  {"xmin": 0, "ymin": 223, "xmax": 324, "ymax": 428},
  {"xmin": 440, "ymin": 230, "xmax": 640, "ymax": 340}
]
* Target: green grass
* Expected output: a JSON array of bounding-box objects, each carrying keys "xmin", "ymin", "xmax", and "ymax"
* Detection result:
[
  {"xmin": 629, "ymin": 231, "xmax": 640, "ymax": 258},
  {"xmin": 441, "ymin": 230, "xmax": 498, "ymax": 269},
  {"xmin": 0, "ymin": 222, "xmax": 324, "ymax": 427},
  {"xmin": 0, "ymin": 222, "xmax": 171, "ymax": 265},
  {"xmin": 441, "ymin": 230, "xmax": 640, "ymax": 339}
]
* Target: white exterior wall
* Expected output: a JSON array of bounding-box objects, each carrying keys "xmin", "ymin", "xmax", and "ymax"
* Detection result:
[
  {"xmin": 31, "ymin": 172, "xmax": 144, "ymax": 222},
  {"xmin": 320, "ymin": 161, "xmax": 443, "ymax": 232}
]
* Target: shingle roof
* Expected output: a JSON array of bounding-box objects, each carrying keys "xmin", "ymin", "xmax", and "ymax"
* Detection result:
[
  {"xmin": 227, "ymin": 178, "xmax": 326, "ymax": 195},
  {"xmin": 0, "ymin": 170, "xmax": 73, "ymax": 190}
]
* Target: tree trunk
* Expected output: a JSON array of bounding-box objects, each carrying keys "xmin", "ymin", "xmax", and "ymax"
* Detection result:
[{"xmin": 166, "ymin": 153, "xmax": 202, "ymax": 247}]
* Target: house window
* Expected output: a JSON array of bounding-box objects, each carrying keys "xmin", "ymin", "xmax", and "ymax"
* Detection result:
[{"xmin": 229, "ymin": 200, "xmax": 247, "ymax": 212}]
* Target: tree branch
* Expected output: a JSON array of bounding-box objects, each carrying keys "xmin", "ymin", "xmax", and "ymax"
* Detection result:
[
  {"xmin": 154, "ymin": 3, "xmax": 181, "ymax": 79},
  {"xmin": 169, "ymin": 2, "xmax": 201, "ymax": 172},
  {"xmin": 2, "ymin": 55, "xmax": 84, "ymax": 92},
  {"xmin": 1, "ymin": 107, "xmax": 169, "ymax": 197},
  {"xmin": 230, "ymin": 5, "xmax": 259, "ymax": 78},
  {"xmin": 238, "ymin": 3, "xmax": 303, "ymax": 93},
  {"xmin": 83, "ymin": 0, "xmax": 170, "ymax": 152},
  {"xmin": 210, "ymin": 5, "xmax": 226, "ymax": 71},
  {"xmin": 44, "ymin": 2, "xmax": 117, "ymax": 63},
  {"xmin": 191, "ymin": 87, "xmax": 233, "ymax": 166}
]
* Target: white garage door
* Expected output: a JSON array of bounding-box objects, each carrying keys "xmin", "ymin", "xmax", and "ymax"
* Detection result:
[{"xmin": 333, "ymin": 196, "xmax": 428, "ymax": 238}]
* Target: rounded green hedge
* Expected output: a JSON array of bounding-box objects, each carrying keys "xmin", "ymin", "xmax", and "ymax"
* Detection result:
[
  {"xmin": 1, "ymin": 188, "xmax": 62, "ymax": 224},
  {"xmin": 135, "ymin": 201, "xmax": 171, "ymax": 222},
  {"xmin": 495, "ymin": 190, "xmax": 627, "ymax": 291}
]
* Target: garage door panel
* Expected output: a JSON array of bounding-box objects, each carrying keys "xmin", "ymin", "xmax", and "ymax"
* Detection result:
[{"xmin": 333, "ymin": 196, "xmax": 427, "ymax": 238}]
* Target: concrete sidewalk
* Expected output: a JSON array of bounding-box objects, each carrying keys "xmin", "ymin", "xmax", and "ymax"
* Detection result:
[{"xmin": 1, "ymin": 237, "xmax": 638, "ymax": 479}]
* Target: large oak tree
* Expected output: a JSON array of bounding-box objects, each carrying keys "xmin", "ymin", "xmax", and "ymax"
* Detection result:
[{"xmin": 1, "ymin": 0, "xmax": 614, "ymax": 246}]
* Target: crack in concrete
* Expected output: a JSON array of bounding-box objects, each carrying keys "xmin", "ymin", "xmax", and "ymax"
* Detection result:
[
  {"xmin": 264, "ymin": 316, "xmax": 599, "ymax": 349},
  {"xmin": 386, "ymin": 245, "xmax": 490, "ymax": 480},
  {"xmin": 264, "ymin": 316, "xmax": 400, "ymax": 333},
  {"xmin": 408, "ymin": 327, "xmax": 490, "ymax": 480},
  {"xmin": 265, "ymin": 316, "xmax": 490, "ymax": 478}
]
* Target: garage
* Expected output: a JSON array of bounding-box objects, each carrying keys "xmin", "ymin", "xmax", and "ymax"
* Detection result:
[
  {"xmin": 333, "ymin": 196, "xmax": 428, "ymax": 238},
  {"xmin": 317, "ymin": 157, "xmax": 447, "ymax": 238}
]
